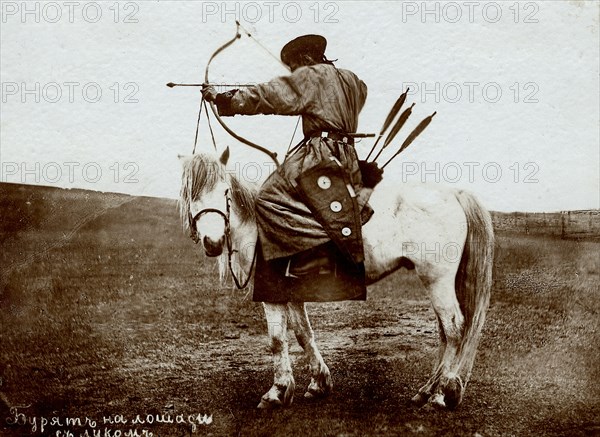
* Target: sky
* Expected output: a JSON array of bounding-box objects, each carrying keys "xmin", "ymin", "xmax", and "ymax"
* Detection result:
[{"xmin": 1, "ymin": 0, "xmax": 598, "ymax": 212}]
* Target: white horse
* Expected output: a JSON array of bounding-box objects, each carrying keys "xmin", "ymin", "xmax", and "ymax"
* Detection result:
[{"xmin": 179, "ymin": 148, "xmax": 494, "ymax": 410}]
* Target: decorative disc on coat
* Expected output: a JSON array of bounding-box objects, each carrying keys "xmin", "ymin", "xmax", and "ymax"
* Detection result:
[
  {"xmin": 330, "ymin": 201, "xmax": 342, "ymax": 212},
  {"xmin": 318, "ymin": 175, "xmax": 332, "ymax": 189}
]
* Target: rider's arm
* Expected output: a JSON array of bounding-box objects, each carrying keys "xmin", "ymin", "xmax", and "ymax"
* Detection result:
[{"xmin": 214, "ymin": 65, "xmax": 322, "ymax": 117}]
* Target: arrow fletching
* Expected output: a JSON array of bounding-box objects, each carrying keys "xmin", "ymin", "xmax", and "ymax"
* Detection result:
[
  {"xmin": 365, "ymin": 88, "xmax": 409, "ymax": 160},
  {"xmin": 381, "ymin": 111, "xmax": 437, "ymax": 169},
  {"xmin": 371, "ymin": 103, "xmax": 415, "ymax": 162},
  {"xmin": 381, "ymin": 90, "xmax": 409, "ymax": 136}
]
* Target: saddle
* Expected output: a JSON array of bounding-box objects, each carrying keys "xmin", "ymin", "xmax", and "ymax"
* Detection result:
[
  {"xmin": 286, "ymin": 242, "xmax": 335, "ymax": 277},
  {"xmin": 253, "ymin": 239, "xmax": 366, "ymax": 302}
]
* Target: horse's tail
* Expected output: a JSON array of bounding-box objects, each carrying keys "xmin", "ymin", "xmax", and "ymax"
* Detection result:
[{"xmin": 453, "ymin": 190, "xmax": 494, "ymax": 387}]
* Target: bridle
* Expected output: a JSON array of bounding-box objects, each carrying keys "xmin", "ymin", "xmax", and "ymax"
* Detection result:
[{"xmin": 189, "ymin": 188, "xmax": 256, "ymax": 289}]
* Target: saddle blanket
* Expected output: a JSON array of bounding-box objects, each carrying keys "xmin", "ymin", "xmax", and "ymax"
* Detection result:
[{"xmin": 252, "ymin": 240, "xmax": 366, "ymax": 303}]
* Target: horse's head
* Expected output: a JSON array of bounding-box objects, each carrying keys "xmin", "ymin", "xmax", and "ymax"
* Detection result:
[{"xmin": 179, "ymin": 148, "xmax": 231, "ymax": 257}]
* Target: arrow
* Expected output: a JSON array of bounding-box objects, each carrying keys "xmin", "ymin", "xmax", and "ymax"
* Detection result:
[
  {"xmin": 365, "ymin": 89, "xmax": 409, "ymax": 161},
  {"xmin": 166, "ymin": 82, "xmax": 256, "ymax": 88},
  {"xmin": 381, "ymin": 111, "xmax": 437, "ymax": 169},
  {"xmin": 371, "ymin": 103, "xmax": 415, "ymax": 162}
]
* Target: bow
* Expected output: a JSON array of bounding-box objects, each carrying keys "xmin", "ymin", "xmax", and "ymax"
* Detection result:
[{"xmin": 202, "ymin": 21, "xmax": 280, "ymax": 166}]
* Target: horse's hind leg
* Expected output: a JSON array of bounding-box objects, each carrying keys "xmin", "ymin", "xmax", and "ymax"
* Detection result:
[
  {"xmin": 413, "ymin": 275, "xmax": 465, "ymax": 409},
  {"xmin": 411, "ymin": 314, "xmax": 448, "ymax": 406},
  {"xmin": 287, "ymin": 302, "xmax": 332, "ymax": 399},
  {"xmin": 258, "ymin": 303, "xmax": 295, "ymax": 409}
]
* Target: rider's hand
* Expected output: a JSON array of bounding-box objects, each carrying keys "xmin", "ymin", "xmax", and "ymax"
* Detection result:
[{"xmin": 201, "ymin": 84, "xmax": 218, "ymax": 102}]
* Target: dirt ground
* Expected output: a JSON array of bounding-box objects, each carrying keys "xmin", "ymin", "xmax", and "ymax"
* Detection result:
[{"xmin": 1, "ymin": 185, "xmax": 599, "ymax": 436}]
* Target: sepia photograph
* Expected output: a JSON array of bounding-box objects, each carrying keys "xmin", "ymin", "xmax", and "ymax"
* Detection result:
[{"xmin": 1, "ymin": 1, "xmax": 599, "ymax": 436}]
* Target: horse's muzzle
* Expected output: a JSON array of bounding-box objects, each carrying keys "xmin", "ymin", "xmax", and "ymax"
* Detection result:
[{"xmin": 203, "ymin": 236, "xmax": 224, "ymax": 257}]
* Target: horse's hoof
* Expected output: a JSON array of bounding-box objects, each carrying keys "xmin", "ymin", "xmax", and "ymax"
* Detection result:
[
  {"xmin": 304, "ymin": 373, "xmax": 332, "ymax": 400},
  {"xmin": 442, "ymin": 376, "xmax": 464, "ymax": 410},
  {"xmin": 257, "ymin": 398, "xmax": 282, "ymax": 409},
  {"xmin": 304, "ymin": 387, "xmax": 327, "ymax": 399},
  {"xmin": 411, "ymin": 392, "xmax": 429, "ymax": 407},
  {"xmin": 257, "ymin": 380, "xmax": 295, "ymax": 409},
  {"xmin": 257, "ymin": 389, "xmax": 284, "ymax": 409},
  {"xmin": 428, "ymin": 393, "xmax": 447, "ymax": 409}
]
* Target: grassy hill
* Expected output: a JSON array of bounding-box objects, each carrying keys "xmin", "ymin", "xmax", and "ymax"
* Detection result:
[{"xmin": 1, "ymin": 183, "xmax": 191, "ymax": 277}]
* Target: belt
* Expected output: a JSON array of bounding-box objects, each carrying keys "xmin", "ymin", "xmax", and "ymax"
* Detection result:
[{"xmin": 310, "ymin": 131, "xmax": 355, "ymax": 145}]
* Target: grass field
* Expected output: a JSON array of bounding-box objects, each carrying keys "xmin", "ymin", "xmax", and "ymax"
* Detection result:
[{"xmin": 1, "ymin": 183, "xmax": 598, "ymax": 436}]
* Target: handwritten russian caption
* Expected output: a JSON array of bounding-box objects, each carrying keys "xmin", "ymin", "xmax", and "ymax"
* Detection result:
[{"xmin": 6, "ymin": 407, "xmax": 213, "ymax": 436}]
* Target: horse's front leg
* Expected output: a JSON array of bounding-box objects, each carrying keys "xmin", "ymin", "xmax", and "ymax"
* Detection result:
[
  {"xmin": 258, "ymin": 302, "xmax": 295, "ymax": 409},
  {"xmin": 287, "ymin": 302, "xmax": 332, "ymax": 399}
]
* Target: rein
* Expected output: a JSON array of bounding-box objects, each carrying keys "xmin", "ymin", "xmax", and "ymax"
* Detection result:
[{"xmin": 190, "ymin": 188, "xmax": 257, "ymax": 289}]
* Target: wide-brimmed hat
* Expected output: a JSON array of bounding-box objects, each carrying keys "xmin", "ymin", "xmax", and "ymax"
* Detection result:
[{"xmin": 280, "ymin": 34, "xmax": 327, "ymax": 67}]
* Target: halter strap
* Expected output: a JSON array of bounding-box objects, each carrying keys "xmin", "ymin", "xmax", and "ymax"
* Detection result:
[{"xmin": 190, "ymin": 189, "xmax": 256, "ymax": 289}]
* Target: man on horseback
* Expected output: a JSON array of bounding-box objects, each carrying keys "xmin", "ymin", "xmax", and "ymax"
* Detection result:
[{"xmin": 203, "ymin": 34, "xmax": 380, "ymax": 302}]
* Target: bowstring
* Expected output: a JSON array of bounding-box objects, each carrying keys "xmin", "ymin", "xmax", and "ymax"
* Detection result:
[
  {"xmin": 286, "ymin": 116, "xmax": 301, "ymax": 154},
  {"xmin": 203, "ymin": 100, "xmax": 218, "ymax": 151},
  {"xmin": 236, "ymin": 22, "xmax": 301, "ymax": 157},
  {"xmin": 192, "ymin": 95, "xmax": 205, "ymax": 154},
  {"xmin": 193, "ymin": 96, "xmax": 218, "ymax": 154},
  {"xmin": 236, "ymin": 21, "xmax": 289, "ymax": 71},
  {"xmin": 198, "ymin": 21, "xmax": 296, "ymax": 156}
]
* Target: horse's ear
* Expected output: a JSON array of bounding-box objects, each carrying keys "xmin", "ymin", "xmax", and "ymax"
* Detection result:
[
  {"xmin": 219, "ymin": 147, "xmax": 230, "ymax": 166},
  {"xmin": 177, "ymin": 155, "xmax": 192, "ymax": 168}
]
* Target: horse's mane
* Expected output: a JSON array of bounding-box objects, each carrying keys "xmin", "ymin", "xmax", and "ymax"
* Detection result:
[
  {"xmin": 179, "ymin": 153, "xmax": 257, "ymax": 240},
  {"xmin": 229, "ymin": 175, "xmax": 257, "ymax": 222}
]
